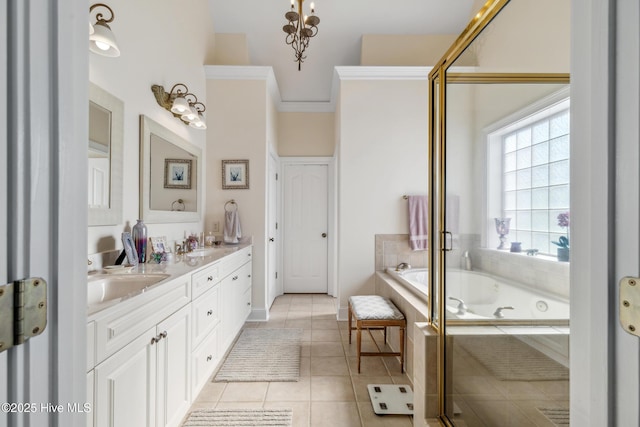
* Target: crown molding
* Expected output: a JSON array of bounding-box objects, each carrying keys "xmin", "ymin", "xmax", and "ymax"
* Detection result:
[
  {"xmin": 334, "ymin": 66, "xmax": 433, "ymax": 81},
  {"xmin": 204, "ymin": 65, "xmax": 433, "ymax": 113}
]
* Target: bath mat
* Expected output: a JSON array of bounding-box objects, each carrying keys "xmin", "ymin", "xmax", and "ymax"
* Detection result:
[
  {"xmin": 537, "ymin": 407, "xmax": 570, "ymax": 426},
  {"xmin": 455, "ymin": 335, "xmax": 569, "ymax": 381},
  {"xmin": 182, "ymin": 408, "xmax": 293, "ymax": 426},
  {"xmin": 214, "ymin": 328, "xmax": 302, "ymax": 382}
]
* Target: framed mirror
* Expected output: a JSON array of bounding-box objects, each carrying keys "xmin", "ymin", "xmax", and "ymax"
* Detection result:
[
  {"xmin": 88, "ymin": 83, "xmax": 124, "ymax": 226},
  {"xmin": 139, "ymin": 115, "xmax": 201, "ymax": 223}
]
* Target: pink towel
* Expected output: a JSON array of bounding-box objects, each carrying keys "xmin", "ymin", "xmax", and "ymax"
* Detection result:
[{"xmin": 408, "ymin": 195, "xmax": 429, "ymax": 251}]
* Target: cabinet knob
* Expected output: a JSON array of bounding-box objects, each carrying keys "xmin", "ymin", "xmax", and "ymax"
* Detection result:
[
  {"xmin": 151, "ymin": 337, "xmax": 157, "ymax": 345},
  {"xmin": 269, "ymin": 238, "xmax": 274, "ymax": 242},
  {"xmin": 207, "ymin": 309, "xmax": 213, "ymax": 316},
  {"xmin": 160, "ymin": 331, "xmax": 167, "ymax": 339},
  {"xmin": 232, "ymin": 275, "xmax": 239, "ymax": 281},
  {"xmin": 247, "ymin": 274, "xmax": 251, "ymax": 278},
  {"xmin": 206, "ymin": 355, "xmax": 212, "ymax": 362},
  {"xmin": 207, "ymin": 276, "xmax": 214, "ymax": 281},
  {"xmin": 247, "ymin": 302, "xmax": 251, "ymax": 306}
]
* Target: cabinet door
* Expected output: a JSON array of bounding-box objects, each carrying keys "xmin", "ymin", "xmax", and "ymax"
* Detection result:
[
  {"xmin": 192, "ymin": 285, "xmax": 220, "ymax": 349},
  {"xmin": 94, "ymin": 328, "xmax": 157, "ymax": 427},
  {"xmin": 156, "ymin": 305, "xmax": 192, "ymax": 427}
]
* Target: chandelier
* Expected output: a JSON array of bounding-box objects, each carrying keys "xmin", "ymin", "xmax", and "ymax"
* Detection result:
[{"xmin": 282, "ymin": 0, "xmax": 320, "ymax": 70}]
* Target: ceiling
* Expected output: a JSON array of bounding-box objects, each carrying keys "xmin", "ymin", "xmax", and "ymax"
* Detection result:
[{"xmin": 208, "ymin": 0, "xmax": 478, "ymax": 104}]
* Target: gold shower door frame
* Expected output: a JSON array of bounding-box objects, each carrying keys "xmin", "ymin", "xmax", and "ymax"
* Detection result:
[{"xmin": 427, "ymin": 0, "xmax": 570, "ymax": 425}]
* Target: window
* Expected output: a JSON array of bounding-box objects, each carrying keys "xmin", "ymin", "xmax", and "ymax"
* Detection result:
[{"xmin": 486, "ymin": 90, "xmax": 570, "ymax": 256}]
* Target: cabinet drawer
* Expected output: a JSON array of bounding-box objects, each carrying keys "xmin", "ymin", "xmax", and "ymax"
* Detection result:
[
  {"xmin": 219, "ymin": 247, "xmax": 252, "ymax": 279},
  {"xmin": 192, "ymin": 285, "xmax": 220, "ymax": 349},
  {"xmin": 191, "ymin": 329, "xmax": 219, "ymax": 397},
  {"xmin": 94, "ymin": 277, "xmax": 190, "ymax": 364},
  {"xmin": 192, "ymin": 263, "xmax": 220, "ymax": 299}
]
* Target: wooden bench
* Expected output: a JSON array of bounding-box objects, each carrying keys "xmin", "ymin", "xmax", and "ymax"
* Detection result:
[{"xmin": 348, "ymin": 295, "xmax": 406, "ymax": 373}]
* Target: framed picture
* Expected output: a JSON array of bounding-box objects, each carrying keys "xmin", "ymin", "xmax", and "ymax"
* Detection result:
[
  {"xmin": 164, "ymin": 158, "xmax": 192, "ymax": 189},
  {"xmin": 149, "ymin": 236, "xmax": 168, "ymax": 254},
  {"xmin": 121, "ymin": 232, "xmax": 138, "ymax": 266},
  {"xmin": 222, "ymin": 159, "xmax": 249, "ymax": 189}
]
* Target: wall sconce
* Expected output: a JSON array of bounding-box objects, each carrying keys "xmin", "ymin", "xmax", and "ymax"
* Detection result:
[
  {"xmin": 89, "ymin": 3, "xmax": 120, "ymax": 57},
  {"xmin": 151, "ymin": 84, "xmax": 207, "ymax": 130}
]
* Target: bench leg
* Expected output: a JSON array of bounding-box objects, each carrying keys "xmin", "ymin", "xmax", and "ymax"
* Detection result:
[
  {"xmin": 348, "ymin": 302, "xmax": 352, "ymax": 344},
  {"xmin": 357, "ymin": 323, "xmax": 362, "ymax": 373},
  {"xmin": 400, "ymin": 325, "xmax": 405, "ymax": 373}
]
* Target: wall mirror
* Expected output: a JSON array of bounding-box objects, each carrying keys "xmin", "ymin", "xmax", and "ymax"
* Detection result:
[
  {"xmin": 139, "ymin": 115, "xmax": 201, "ymax": 223},
  {"xmin": 88, "ymin": 82, "xmax": 124, "ymax": 226}
]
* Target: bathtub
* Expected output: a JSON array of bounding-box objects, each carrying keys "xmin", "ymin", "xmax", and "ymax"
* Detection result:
[{"xmin": 385, "ymin": 268, "xmax": 569, "ymax": 321}]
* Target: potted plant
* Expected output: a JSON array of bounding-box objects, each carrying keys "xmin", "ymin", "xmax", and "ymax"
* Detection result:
[{"xmin": 552, "ymin": 212, "xmax": 570, "ymax": 262}]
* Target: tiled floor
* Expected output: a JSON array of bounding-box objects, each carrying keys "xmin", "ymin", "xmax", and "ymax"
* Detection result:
[{"xmin": 184, "ymin": 294, "xmax": 414, "ymax": 427}]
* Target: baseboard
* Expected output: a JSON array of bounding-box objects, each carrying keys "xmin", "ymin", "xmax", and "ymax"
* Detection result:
[
  {"xmin": 337, "ymin": 306, "xmax": 349, "ymax": 321},
  {"xmin": 248, "ymin": 308, "xmax": 268, "ymax": 322}
]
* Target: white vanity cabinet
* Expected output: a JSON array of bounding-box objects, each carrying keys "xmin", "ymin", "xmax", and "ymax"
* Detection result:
[
  {"xmin": 87, "ymin": 245, "xmax": 253, "ymax": 427},
  {"xmin": 219, "ymin": 248, "xmax": 253, "ymax": 352},
  {"xmin": 94, "ymin": 304, "xmax": 191, "ymax": 427},
  {"xmin": 190, "ymin": 246, "xmax": 253, "ymax": 397}
]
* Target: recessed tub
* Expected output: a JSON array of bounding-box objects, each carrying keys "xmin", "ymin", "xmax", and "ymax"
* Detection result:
[{"xmin": 385, "ymin": 267, "xmax": 569, "ymax": 321}]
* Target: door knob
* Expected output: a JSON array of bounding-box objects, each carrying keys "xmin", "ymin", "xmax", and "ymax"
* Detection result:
[
  {"xmin": 322, "ymin": 233, "xmax": 327, "ymax": 238},
  {"xmin": 269, "ymin": 237, "xmax": 275, "ymax": 242}
]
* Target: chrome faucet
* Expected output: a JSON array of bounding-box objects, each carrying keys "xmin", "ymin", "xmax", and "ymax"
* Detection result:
[
  {"xmin": 395, "ymin": 262, "xmax": 412, "ymax": 271},
  {"xmin": 448, "ymin": 297, "xmax": 468, "ymax": 315},
  {"xmin": 493, "ymin": 306, "xmax": 514, "ymax": 318}
]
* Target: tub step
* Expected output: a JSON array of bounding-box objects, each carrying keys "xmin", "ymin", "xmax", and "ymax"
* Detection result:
[{"xmin": 367, "ymin": 384, "xmax": 414, "ymax": 415}]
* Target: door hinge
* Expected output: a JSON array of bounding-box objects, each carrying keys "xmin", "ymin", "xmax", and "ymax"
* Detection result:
[
  {"xmin": 0, "ymin": 277, "xmax": 47, "ymax": 352},
  {"xmin": 276, "ymin": 173, "xmax": 278, "ymax": 180},
  {"xmin": 275, "ymin": 272, "xmax": 278, "ymax": 279},
  {"xmin": 620, "ymin": 276, "xmax": 640, "ymax": 337},
  {"xmin": 276, "ymin": 222, "xmax": 278, "ymax": 230}
]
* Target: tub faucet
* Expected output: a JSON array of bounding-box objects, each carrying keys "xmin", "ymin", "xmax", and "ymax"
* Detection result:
[
  {"xmin": 493, "ymin": 306, "xmax": 514, "ymax": 318},
  {"xmin": 395, "ymin": 262, "xmax": 412, "ymax": 271},
  {"xmin": 448, "ymin": 297, "xmax": 468, "ymax": 315}
]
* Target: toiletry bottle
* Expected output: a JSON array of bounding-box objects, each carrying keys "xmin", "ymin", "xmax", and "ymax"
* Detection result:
[{"xmin": 132, "ymin": 219, "xmax": 148, "ymax": 263}]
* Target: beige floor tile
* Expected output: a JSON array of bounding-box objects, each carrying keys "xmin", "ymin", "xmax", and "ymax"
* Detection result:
[
  {"xmin": 311, "ymin": 329, "xmax": 342, "ymax": 342},
  {"xmin": 289, "ymin": 304, "xmax": 314, "ymax": 313},
  {"xmin": 214, "ymin": 401, "xmax": 264, "ymax": 409},
  {"xmin": 311, "ymin": 320, "xmax": 340, "ymax": 330},
  {"xmin": 357, "ymin": 402, "xmax": 413, "ymax": 426},
  {"xmin": 300, "ymin": 356, "xmax": 311, "ymax": 377},
  {"xmin": 310, "ymin": 356, "xmax": 350, "ymax": 376},
  {"xmin": 464, "ymin": 399, "xmax": 537, "ymax": 427},
  {"xmin": 192, "ymin": 381, "xmax": 226, "ymax": 403},
  {"xmin": 351, "ymin": 376, "xmax": 393, "ymax": 402},
  {"xmin": 265, "ymin": 377, "xmax": 311, "ymax": 402},
  {"xmin": 264, "ymin": 401, "xmax": 310, "ymax": 427},
  {"xmin": 348, "ymin": 356, "xmax": 390, "ymax": 376},
  {"xmin": 310, "ymin": 341, "xmax": 344, "ymax": 357},
  {"xmin": 218, "ymin": 382, "xmax": 269, "ymax": 402},
  {"xmin": 287, "ymin": 311, "xmax": 312, "ymax": 320},
  {"xmin": 311, "ymin": 402, "xmax": 360, "ymax": 427},
  {"xmin": 285, "ymin": 319, "xmax": 313, "ymax": 329},
  {"xmin": 311, "ymin": 376, "xmax": 356, "ymax": 401}
]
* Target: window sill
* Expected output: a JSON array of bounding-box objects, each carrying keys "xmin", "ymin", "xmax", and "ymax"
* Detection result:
[{"xmin": 477, "ymin": 247, "xmax": 570, "ymax": 265}]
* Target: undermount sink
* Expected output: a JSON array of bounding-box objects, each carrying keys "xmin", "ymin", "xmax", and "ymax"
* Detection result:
[
  {"xmin": 87, "ymin": 273, "xmax": 170, "ymax": 306},
  {"xmin": 186, "ymin": 247, "xmax": 236, "ymax": 258}
]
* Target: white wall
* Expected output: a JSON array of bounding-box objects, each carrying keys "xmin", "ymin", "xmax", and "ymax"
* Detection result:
[
  {"xmin": 205, "ymin": 70, "xmax": 271, "ymax": 318},
  {"xmin": 88, "ymin": 0, "xmax": 214, "ymax": 255},
  {"xmin": 277, "ymin": 112, "xmax": 335, "ymax": 157},
  {"xmin": 335, "ymin": 71, "xmax": 429, "ymax": 316}
]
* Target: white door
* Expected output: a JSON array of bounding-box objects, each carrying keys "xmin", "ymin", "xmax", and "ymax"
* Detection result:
[
  {"xmin": 613, "ymin": 1, "xmax": 640, "ymax": 424},
  {"xmin": 1, "ymin": 3, "xmax": 87, "ymax": 427},
  {"xmin": 267, "ymin": 154, "xmax": 280, "ymax": 307},
  {"xmin": 283, "ymin": 164, "xmax": 328, "ymax": 293}
]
